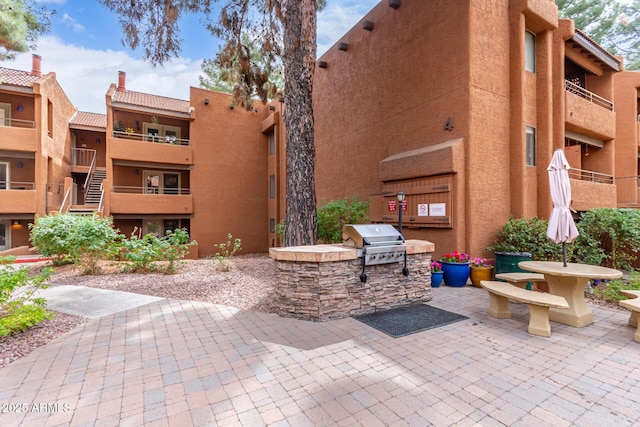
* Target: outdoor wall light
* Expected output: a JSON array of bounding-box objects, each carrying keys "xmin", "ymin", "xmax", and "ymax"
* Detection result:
[
  {"xmin": 204, "ymin": 99, "xmax": 210, "ymax": 105},
  {"xmin": 389, "ymin": 0, "xmax": 401, "ymax": 9},
  {"xmin": 318, "ymin": 61, "xmax": 328, "ymax": 69},
  {"xmin": 397, "ymin": 189, "xmax": 405, "ymax": 235},
  {"xmin": 96, "ymin": 138, "xmax": 101, "ymax": 144},
  {"xmin": 338, "ymin": 42, "xmax": 349, "ymax": 51},
  {"xmin": 268, "ymin": 105, "xmax": 275, "ymax": 111},
  {"xmin": 17, "ymin": 161, "xmax": 23, "ymax": 168},
  {"xmin": 134, "ymin": 169, "xmax": 139, "ymax": 175},
  {"xmin": 17, "ymin": 105, "xmax": 23, "ymax": 112},
  {"xmin": 363, "ymin": 20, "xmax": 374, "ymax": 31},
  {"xmin": 12, "ymin": 220, "xmax": 20, "ymax": 226}
]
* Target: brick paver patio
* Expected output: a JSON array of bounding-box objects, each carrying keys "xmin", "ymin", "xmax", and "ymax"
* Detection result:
[{"xmin": 1, "ymin": 286, "xmax": 639, "ymax": 426}]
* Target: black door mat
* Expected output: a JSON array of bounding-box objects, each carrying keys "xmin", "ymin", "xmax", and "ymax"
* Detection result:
[{"xmin": 354, "ymin": 304, "xmax": 469, "ymax": 338}]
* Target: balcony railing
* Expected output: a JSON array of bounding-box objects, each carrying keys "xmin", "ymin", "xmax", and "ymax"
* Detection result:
[
  {"xmin": 0, "ymin": 117, "xmax": 36, "ymax": 128},
  {"xmin": 565, "ymin": 80, "xmax": 614, "ymax": 111},
  {"xmin": 0, "ymin": 181, "xmax": 35, "ymax": 190},
  {"xmin": 113, "ymin": 186, "xmax": 192, "ymax": 195},
  {"xmin": 72, "ymin": 148, "xmax": 96, "ymax": 167},
  {"xmin": 112, "ymin": 131, "xmax": 190, "ymax": 146},
  {"xmin": 568, "ymin": 168, "xmax": 614, "ymax": 184}
]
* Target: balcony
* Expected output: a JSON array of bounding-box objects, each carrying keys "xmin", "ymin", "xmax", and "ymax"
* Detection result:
[
  {"xmin": 109, "ymin": 186, "xmax": 193, "ymax": 215},
  {"xmin": 0, "ymin": 184, "xmax": 36, "ymax": 213},
  {"xmin": 564, "ymin": 80, "xmax": 616, "ymax": 140},
  {"xmin": 109, "ymin": 132, "xmax": 193, "ymax": 166},
  {"xmin": 569, "ymin": 169, "xmax": 616, "ymax": 211},
  {"xmin": 0, "ymin": 120, "xmax": 37, "ymax": 152}
]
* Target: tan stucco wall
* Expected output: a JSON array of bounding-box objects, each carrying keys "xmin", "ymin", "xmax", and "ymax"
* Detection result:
[{"xmin": 189, "ymin": 88, "xmax": 270, "ymax": 256}]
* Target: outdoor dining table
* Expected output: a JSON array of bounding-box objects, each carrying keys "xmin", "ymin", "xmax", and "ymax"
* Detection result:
[{"xmin": 518, "ymin": 261, "xmax": 623, "ymax": 327}]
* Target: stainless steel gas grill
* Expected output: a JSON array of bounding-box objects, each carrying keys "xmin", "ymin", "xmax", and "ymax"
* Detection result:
[{"xmin": 342, "ymin": 224, "xmax": 409, "ymax": 282}]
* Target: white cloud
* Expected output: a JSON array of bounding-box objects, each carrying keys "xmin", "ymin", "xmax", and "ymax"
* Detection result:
[
  {"xmin": 9, "ymin": 36, "xmax": 203, "ymax": 113},
  {"xmin": 317, "ymin": 1, "xmax": 378, "ymax": 56},
  {"xmin": 61, "ymin": 13, "xmax": 85, "ymax": 32}
]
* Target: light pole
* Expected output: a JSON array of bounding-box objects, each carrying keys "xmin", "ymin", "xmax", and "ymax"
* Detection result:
[{"xmin": 397, "ymin": 189, "xmax": 405, "ymax": 236}]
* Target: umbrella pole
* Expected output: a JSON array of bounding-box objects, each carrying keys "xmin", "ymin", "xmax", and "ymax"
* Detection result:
[{"xmin": 563, "ymin": 242, "xmax": 567, "ymax": 267}]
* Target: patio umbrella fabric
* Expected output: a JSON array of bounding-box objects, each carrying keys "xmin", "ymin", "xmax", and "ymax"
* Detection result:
[{"xmin": 547, "ymin": 149, "xmax": 579, "ymax": 265}]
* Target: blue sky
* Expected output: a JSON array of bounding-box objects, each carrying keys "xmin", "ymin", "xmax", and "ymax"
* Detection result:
[{"xmin": 7, "ymin": 0, "xmax": 380, "ymax": 112}]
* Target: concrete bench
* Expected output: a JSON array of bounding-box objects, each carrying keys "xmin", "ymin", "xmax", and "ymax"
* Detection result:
[
  {"xmin": 494, "ymin": 272, "xmax": 545, "ymax": 290},
  {"xmin": 480, "ymin": 280, "xmax": 569, "ymax": 337},
  {"xmin": 619, "ymin": 290, "xmax": 640, "ymax": 342}
]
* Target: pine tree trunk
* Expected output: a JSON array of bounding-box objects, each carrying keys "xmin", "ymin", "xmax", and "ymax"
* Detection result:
[{"xmin": 282, "ymin": 0, "xmax": 318, "ymax": 247}]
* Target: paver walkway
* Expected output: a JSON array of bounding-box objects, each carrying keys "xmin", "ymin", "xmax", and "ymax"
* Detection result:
[{"xmin": 1, "ymin": 285, "xmax": 640, "ymax": 426}]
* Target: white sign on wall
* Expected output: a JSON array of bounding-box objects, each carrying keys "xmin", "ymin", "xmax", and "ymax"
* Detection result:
[
  {"xmin": 418, "ymin": 204, "xmax": 428, "ymax": 216},
  {"xmin": 429, "ymin": 203, "xmax": 446, "ymax": 216}
]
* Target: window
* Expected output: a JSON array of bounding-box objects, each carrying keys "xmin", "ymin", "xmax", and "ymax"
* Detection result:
[
  {"xmin": 142, "ymin": 122, "xmax": 181, "ymax": 143},
  {"xmin": 525, "ymin": 30, "xmax": 536, "ymax": 73},
  {"xmin": 143, "ymin": 170, "xmax": 181, "ymax": 194},
  {"xmin": 0, "ymin": 102, "xmax": 10, "ymax": 126},
  {"xmin": 0, "ymin": 162, "xmax": 8, "ymax": 189},
  {"xmin": 269, "ymin": 130, "xmax": 275, "ymax": 155},
  {"xmin": 526, "ymin": 126, "xmax": 536, "ymax": 166},
  {"xmin": 144, "ymin": 219, "xmax": 183, "ymax": 237},
  {"xmin": 270, "ymin": 175, "xmax": 275, "ymax": 199}
]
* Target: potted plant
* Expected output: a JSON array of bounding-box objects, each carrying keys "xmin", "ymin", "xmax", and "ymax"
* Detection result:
[
  {"xmin": 440, "ymin": 251, "xmax": 471, "ymax": 287},
  {"xmin": 470, "ymin": 257, "xmax": 494, "ymax": 288},
  {"xmin": 430, "ymin": 260, "xmax": 443, "ymax": 288}
]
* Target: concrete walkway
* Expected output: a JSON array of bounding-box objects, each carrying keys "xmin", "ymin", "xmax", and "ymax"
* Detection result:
[{"xmin": 1, "ymin": 285, "xmax": 640, "ymax": 426}]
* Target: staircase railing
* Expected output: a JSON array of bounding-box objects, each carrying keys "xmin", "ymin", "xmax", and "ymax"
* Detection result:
[
  {"xmin": 97, "ymin": 182, "xmax": 105, "ymax": 214},
  {"xmin": 83, "ymin": 152, "xmax": 97, "ymax": 190},
  {"xmin": 60, "ymin": 187, "xmax": 72, "ymax": 213}
]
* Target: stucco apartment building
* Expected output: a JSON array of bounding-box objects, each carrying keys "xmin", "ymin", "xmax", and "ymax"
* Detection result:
[{"xmin": 1, "ymin": 0, "xmax": 640, "ymax": 259}]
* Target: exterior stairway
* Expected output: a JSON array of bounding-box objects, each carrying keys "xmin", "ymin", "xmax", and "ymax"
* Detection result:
[{"xmin": 68, "ymin": 168, "xmax": 106, "ymax": 215}]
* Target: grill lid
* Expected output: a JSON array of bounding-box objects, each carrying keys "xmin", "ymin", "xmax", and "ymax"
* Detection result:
[{"xmin": 343, "ymin": 224, "xmax": 404, "ymax": 248}]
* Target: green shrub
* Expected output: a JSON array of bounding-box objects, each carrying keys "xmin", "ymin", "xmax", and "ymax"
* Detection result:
[
  {"xmin": 29, "ymin": 214, "xmax": 79, "ymax": 265},
  {"xmin": 122, "ymin": 228, "xmax": 196, "ymax": 274},
  {"xmin": 66, "ymin": 215, "xmax": 122, "ymax": 274},
  {"xmin": 317, "ymin": 197, "xmax": 369, "ymax": 243},
  {"xmin": 487, "ymin": 216, "xmax": 567, "ymax": 261},
  {"xmin": 592, "ymin": 272, "xmax": 640, "ymax": 303},
  {"xmin": 0, "ymin": 266, "xmax": 54, "ymax": 337},
  {"xmin": 30, "ymin": 214, "xmax": 121, "ymax": 273},
  {"xmin": 214, "ymin": 234, "xmax": 242, "ymax": 271},
  {"xmin": 574, "ymin": 208, "xmax": 640, "ymax": 271}
]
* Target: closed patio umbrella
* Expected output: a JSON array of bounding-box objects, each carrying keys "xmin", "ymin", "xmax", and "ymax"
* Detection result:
[{"xmin": 547, "ymin": 149, "xmax": 579, "ymax": 267}]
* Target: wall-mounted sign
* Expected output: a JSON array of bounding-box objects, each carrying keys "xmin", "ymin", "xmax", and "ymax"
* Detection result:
[
  {"xmin": 429, "ymin": 203, "xmax": 446, "ymax": 216},
  {"xmin": 418, "ymin": 204, "xmax": 428, "ymax": 216},
  {"xmin": 388, "ymin": 200, "xmax": 396, "ymax": 211}
]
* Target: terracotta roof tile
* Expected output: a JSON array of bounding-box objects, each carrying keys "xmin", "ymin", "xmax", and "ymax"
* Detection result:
[
  {"xmin": 70, "ymin": 111, "xmax": 106, "ymax": 129},
  {"xmin": 0, "ymin": 67, "xmax": 41, "ymax": 87},
  {"xmin": 112, "ymin": 90, "xmax": 191, "ymax": 114}
]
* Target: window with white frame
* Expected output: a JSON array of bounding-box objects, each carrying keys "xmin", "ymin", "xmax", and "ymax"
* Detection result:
[
  {"xmin": 0, "ymin": 102, "xmax": 10, "ymax": 126},
  {"xmin": 526, "ymin": 126, "xmax": 536, "ymax": 166},
  {"xmin": 142, "ymin": 122, "xmax": 181, "ymax": 143},
  {"xmin": 143, "ymin": 170, "xmax": 181, "ymax": 194},
  {"xmin": 525, "ymin": 30, "xmax": 536, "ymax": 73}
]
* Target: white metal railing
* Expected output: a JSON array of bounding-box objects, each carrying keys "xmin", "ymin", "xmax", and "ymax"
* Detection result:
[
  {"xmin": 97, "ymin": 182, "xmax": 105, "ymax": 214},
  {"xmin": 83, "ymin": 152, "xmax": 97, "ymax": 190},
  {"xmin": 0, "ymin": 117, "xmax": 36, "ymax": 128},
  {"xmin": 112, "ymin": 185, "xmax": 191, "ymax": 195},
  {"xmin": 60, "ymin": 187, "xmax": 72, "ymax": 213},
  {"xmin": 568, "ymin": 168, "xmax": 614, "ymax": 184},
  {"xmin": 565, "ymin": 80, "xmax": 614, "ymax": 111},
  {"xmin": 72, "ymin": 148, "xmax": 96, "ymax": 167},
  {"xmin": 0, "ymin": 181, "xmax": 35, "ymax": 190},
  {"xmin": 112, "ymin": 131, "xmax": 190, "ymax": 146}
]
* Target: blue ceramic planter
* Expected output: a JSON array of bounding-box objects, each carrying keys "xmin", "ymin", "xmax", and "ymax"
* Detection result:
[
  {"xmin": 441, "ymin": 261, "xmax": 470, "ymax": 287},
  {"xmin": 431, "ymin": 272, "xmax": 443, "ymax": 288}
]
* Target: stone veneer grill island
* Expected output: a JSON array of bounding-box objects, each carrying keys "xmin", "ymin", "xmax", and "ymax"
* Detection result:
[{"xmin": 269, "ymin": 239, "xmax": 435, "ymax": 321}]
